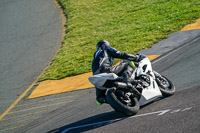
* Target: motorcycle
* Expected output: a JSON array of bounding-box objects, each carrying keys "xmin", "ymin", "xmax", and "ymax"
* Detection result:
[{"xmin": 88, "ymin": 55, "xmax": 175, "ymax": 116}]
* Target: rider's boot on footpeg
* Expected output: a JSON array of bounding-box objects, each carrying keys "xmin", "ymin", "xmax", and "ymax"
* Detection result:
[{"xmin": 96, "ymin": 96, "xmax": 107, "ymax": 105}]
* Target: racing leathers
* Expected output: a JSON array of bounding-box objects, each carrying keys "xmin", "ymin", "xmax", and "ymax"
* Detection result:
[{"xmin": 92, "ymin": 47, "xmax": 140, "ymax": 104}]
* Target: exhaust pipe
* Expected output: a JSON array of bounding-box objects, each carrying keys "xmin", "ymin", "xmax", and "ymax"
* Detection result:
[
  {"xmin": 114, "ymin": 82, "xmax": 141, "ymax": 96},
  {"xmin": 114, "ymin": 82, "xmax": 127, "ymax": 89}
]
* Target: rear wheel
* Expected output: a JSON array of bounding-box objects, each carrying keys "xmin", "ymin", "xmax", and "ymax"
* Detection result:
[
  {"xmin": 106, "ymin": 88, "xmax": 140, "ymax": 116},
  {"xmin": 154, "ymin": 71, "xmax": 175, "ymax": 97}
]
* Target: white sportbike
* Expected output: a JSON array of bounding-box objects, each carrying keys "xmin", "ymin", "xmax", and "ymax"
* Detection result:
[{"xmin": 89, "ymin": 55, "xmax": 175, "ymax": 116}]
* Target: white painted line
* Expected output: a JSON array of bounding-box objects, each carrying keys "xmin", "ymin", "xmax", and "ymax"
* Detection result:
[
  {"xmin": 61, "ymin": 107, "xmax": 193, "ymax": 133},
  {"xmin": 61, "ymin": 109, "xmax": 170, "ymax": 133},
  {"xmin": 61, "ymin": 118, "xmax": 123, "ymax": 133},
  {"xmin": 181, "ymin": 107, "xmax": 192, "ymax": 112},
  {"xmin": 171, "ymin": 109, "xmax": 181, "ymax": 113}
]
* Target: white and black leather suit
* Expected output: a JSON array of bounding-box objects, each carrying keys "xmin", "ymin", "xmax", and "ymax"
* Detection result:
[{"xmin": 92, "ymin": 47, "xmax": 140, "ymax": 102}]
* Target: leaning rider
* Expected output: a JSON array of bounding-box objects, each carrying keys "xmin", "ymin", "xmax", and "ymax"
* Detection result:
[{"xmin": 92, "ymin": 40, "xmax": 142, "ymax": 105}]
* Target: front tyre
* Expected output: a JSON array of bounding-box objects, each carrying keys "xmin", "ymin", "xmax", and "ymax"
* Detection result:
[
  {"xmin": 154, "ymin": 71, "xmax": 175, "ymax": 97},
  {"xmin": 106, "ymin": 88, "xmax": 140, "ymax": 116}
]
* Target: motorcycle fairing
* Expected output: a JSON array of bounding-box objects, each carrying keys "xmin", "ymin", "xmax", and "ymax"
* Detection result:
[
  {"xmin": 139, "ymin": 76, "xmax": 162, "ymax": 106},
  {"xmin": 136, "ymin": 57, "xmax": 162, "ymax": 106},
  {"xmin": 88, "ymin": 73, "xmax": 118, "ymax": 90},
  {"xmin": 136, "ymin": 57, "xmax": 155, "ymax": 78}
]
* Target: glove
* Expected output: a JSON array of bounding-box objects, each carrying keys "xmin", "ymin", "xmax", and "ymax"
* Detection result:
[
  {"xmin": 135, "ymin": 54, "xmax": 146, "ymax": 62},
  {"xmin": 125, "ymin": 53, "xmax": 138, "ymax": 61}
]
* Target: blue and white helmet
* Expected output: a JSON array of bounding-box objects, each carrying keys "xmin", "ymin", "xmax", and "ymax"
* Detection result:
[{"xmin": 96, "ymin": 40, "xmax": 111, "ymax": 50}]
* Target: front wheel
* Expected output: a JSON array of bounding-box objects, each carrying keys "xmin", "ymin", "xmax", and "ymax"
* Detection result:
[
  {"xmin": 154, "ymin": 71, "xmax": 175, "ymax": 97},
  {"xmin": 106, "ymin": 88, "xmax": 140, "ymax": 116}
]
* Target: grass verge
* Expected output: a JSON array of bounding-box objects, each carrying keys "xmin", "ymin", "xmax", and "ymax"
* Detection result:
[{"xmin": 40, "ymin": 0, "xmax": 200, "ymax": 81}]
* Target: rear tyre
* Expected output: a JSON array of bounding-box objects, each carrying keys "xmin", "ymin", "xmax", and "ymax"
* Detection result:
[
  {"xmin": 154, "ymin": 71, "xmax": 175, "ymax": 97},
  {"xmin": 106, "ymin": 88, "xmax": 140, "ymax": 116}
]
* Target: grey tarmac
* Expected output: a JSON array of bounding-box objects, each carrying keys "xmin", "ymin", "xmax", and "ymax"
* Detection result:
[
  {"xmin": 18, "ymin": 34, "xmax": 200, "ymax": 133},
  {"xmin": 0, "ymin": 0, "xmax": 62, "ymax": 115}
]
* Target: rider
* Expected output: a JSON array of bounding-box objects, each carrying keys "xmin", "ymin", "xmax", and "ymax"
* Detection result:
[{"xmin": 92, "ymin": 40, "xmax": 142, "ymax": 105}]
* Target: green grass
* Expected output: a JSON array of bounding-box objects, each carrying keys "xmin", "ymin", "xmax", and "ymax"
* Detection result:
[{"xmin": 39, "ymin": 0, "xmax": 200, "ymax": 81}]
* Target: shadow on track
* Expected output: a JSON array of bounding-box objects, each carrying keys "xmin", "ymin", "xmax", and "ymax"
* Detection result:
[
  {"xmin": 46, "ymin": 103, "xmax": 158, "ymax": 133},
  {"xmin": 47, "ymin": 111, "xmax": 126, "ymax": 133}
]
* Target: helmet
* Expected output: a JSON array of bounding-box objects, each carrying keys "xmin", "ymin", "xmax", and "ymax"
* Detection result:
[{"xmin": 96, "ymin": 40, "xmax": 111, "ymax": 50}]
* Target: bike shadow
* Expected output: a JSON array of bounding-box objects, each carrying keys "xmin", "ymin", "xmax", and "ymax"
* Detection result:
[
  {"xmin": 47, "ymin": 98, "xmax": 164, "ymax": 133},
  {"xmin": 47, "ymin": 111, "xmax": 126, "ymax": 133}
]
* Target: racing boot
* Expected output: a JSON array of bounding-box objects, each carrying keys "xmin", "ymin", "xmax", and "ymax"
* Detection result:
[
  {"xmin": 96, "ymin": 96, "xmax": 107, "ymax": 105},
  {"xmin": 96, "ymin": 88, "xmax": 107, "ymax": 105}
]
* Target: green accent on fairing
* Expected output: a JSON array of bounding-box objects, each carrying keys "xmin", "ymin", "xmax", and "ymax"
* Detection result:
[
  {"xmin": 130, "ymin": 61, "xmax": 135, "ymax": 68},
  {"xmin": 96, "ymin": 101, "xmax": 102, "ymax": 105}
]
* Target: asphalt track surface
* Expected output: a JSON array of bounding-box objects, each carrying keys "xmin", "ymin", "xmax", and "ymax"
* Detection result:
[
  {"xmin": 0, "ymin": 0, "xmax": 62, "ymax": 116},
  {"xmin": 17, "ymin": 34, "xmax": 200, "ymax": 133},
  {"xmin": 1, "ymin": 0, "xmax": 200, "ymax": 132}
]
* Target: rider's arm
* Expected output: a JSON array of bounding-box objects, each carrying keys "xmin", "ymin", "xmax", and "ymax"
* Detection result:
[{"xmin": 107, "ymin": 48, "xmax": 140, "ymax": 62}]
